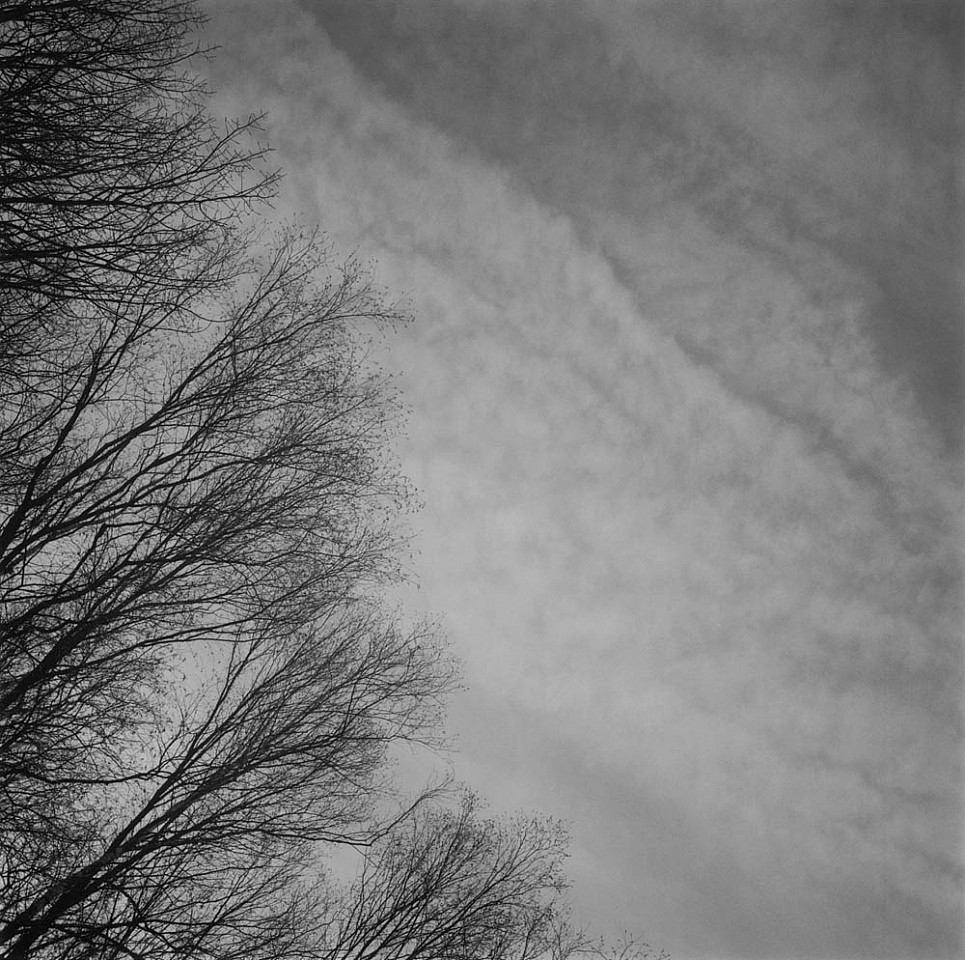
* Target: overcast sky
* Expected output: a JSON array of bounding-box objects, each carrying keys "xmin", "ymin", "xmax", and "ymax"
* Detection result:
[{"xmin": 201, "ymin": 3, "xmax": 962, "ymax": 957}]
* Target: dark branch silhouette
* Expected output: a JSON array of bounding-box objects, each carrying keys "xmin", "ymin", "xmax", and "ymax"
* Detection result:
[
  {"xmin": 0, "ymin": 3, "xmax": 667, "ymax": 959},
  {"xmin": 0, "ymin": 0, "xmax": 275, "ymax": 311}
]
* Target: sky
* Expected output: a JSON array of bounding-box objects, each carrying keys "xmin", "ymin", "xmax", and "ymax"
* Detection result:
[{"xmin": 201, "ymin": 2, "xmax": 963, "ymax": 958}]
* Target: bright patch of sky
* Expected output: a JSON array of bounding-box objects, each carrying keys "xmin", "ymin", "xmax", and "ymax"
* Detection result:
[{"xmin": 202, "ymin": 2, "xmax": 962, "ymax": 957}]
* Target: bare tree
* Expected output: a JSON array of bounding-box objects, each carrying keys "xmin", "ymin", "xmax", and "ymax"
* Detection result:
[
  {"xmin": 0, "ymin": 2, "xmax": 667, "ymax": 959},
  {"xmin": 323, "ymin": 793, "xmax": 574, "ymax": 960},
  {"xmin": 0, "ymin": 0, "xmax": 275, "ymax": 317},
  {"xmin": 318, "ymin": 793, "xmax": 669, "ymax": 960},
  {"xmin": 0, "ymin": 217, "xmax": 453, "ymax": 958}
]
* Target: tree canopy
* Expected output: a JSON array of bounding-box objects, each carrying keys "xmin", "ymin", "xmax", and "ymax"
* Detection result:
[{"xmin": 0, "ymin": 3, "xmax": 666, "ymax": 959}]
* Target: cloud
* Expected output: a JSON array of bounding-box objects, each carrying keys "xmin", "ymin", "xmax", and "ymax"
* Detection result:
[
  {"xmin": 203, "ymin": 2, "xmax": 962, "ymax": 957},
  {"xmin": 582, "ymin": 0, "xmax": 963, "ymax": 449},
  {"xmin": 299, "ymin": 0, "xmax": 962, "ymax": 451}
]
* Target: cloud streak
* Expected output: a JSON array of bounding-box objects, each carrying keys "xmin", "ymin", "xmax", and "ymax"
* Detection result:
[{"xmin": 203, "ymin": 2, "xmax": 962, "ymax": 957}]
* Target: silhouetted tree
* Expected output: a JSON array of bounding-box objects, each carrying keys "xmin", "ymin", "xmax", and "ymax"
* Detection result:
[
  {"xmin": 0, "ymin": 0, "xmax": 274, "ymax": 310},
  {"xmin": 319, "ymin": 793, "xmax": 669, "ymax": 960},
  {"xmin": 0, "ymin": 213, "xmax": 454, "ymax": 957},
  {"xmin": 324, "ymin": 794, "xmax": 575, "ymax": 960},
  {"xmin": 0, "ymin": 3, "xmax": 667, "ymax": 959}
]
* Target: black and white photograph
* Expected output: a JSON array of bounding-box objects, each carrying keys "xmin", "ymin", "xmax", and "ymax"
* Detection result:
[{"xmin": 1, "ymin": 2, "xmax": 961, "ymax": 959}]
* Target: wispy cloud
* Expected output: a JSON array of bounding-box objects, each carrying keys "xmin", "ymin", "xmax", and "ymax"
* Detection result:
[{"xmin": 203, "ymin": 2, "xmax": 962, "ymax": 957}]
